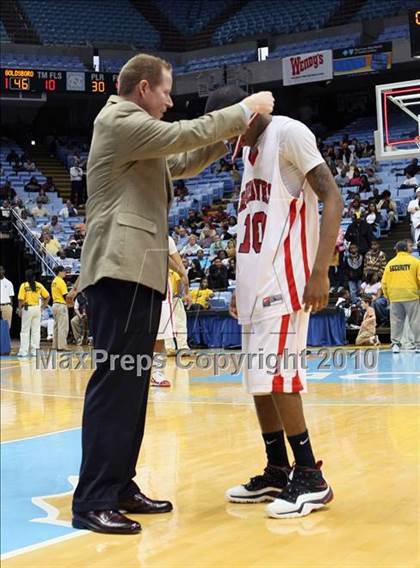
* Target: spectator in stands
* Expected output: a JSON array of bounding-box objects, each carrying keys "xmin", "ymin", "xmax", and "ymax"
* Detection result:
[
  {"xmin": 227, "ymin": 215, "xmax": 238, "ymax": 236},
  {"xmin": 349, "ymin": 167, "xmax": 362, "ymax": 187},
  {"xmin": 361, "ymin": 271, "xmax": 382, "ymax": 297},
  {"xmin": 377, "ymin": 190, "xmax": 397, "ymax": 230},
  {"xmin": 57, "ymin": 250, "xmax": 74, "ymax": 272},
  {"xmin": 70, "ymin": 163, "xmax": 84, "ymax": 206},
  {"xmin": 208, "ymin": 258, "xmax": 229, "ymax": 291},
  {"xmin": 0, "ymin": 181, "xmax": 16, "ymax": 204},
  {"xmin": 59, "ymin": 200, "xmax": 78, "ymax": 218},
  {"xmin": 402, "ymin": 172, "xmax": 419, "ymax": 188},
  {"xmin": 64, "ymin": 239, "xmax": 81, "ymax": 259},
  {"xmin": 212, "ymin": 205, "xmax": 228, "ymax": 224},
  {"xmin": 41, "ymin": 176, "xmax": 58, "ymax": 193},
  {"xmin": 181, "ymin": 235, "xmax": 202, "ymax": 257},
  {"xmin": 16, "ymin": 269, "xmax": 50, "ymax": 357},
  {"xmin": 347, "ymin": 196, "xmax": 365, "ymax": 219},
  {"xmin": 71, "ymin": 291, "xmax": 88, "ymax": 346},
  {"xmin": 23, "ymin": 157, "xmax": 36, "ymax": 172},
  {"xmin": 220, "ymin": 221, "xmax": 234, "ymax": 241},
  {"xmin": 231, "ymin": 163, "xmax": 241, "ymax": 188},
  {"xmin": 359, "ymin": 175, "xmax": 371, "ymax": 194},
  {"xmin": 176, "ymin": 227, "xmax": 189, "ymax": 251},
  {"xmin": 363, "ymin": 240, "xmax": 387, "ymax": 280},
  {"xmin": 335, "ymin": 289, "xmax": 352, "ymax": 323},
  {"xmin": 226, "ymin": 239, "xmax": 236, "ymax": 259},
  {"xmin": 31, "ymin": 202, "xmax": 48, "ymax": 218},
  {"xmin": 40, "ymin": 304, "xmax": 54, "ymax": 341},
  {"xmin": 345, "ymin": 243, "xmax": 364, "ymax": 302},
  {"xmin": 365, "ymin": 202, "xmax": 381, "ymax": 237},
  {"xmin": 209, "ymin": 234, "xmax": 226, "ymax": 259},
  {"xmin": 198, "ymin": 224, "xmax": 215, "ymax": 248},
  {"xmin": 0, "ymin": 199, "xmax": 12, "ymax": 220},
  {"xmin": 335, "ymin": 168, "xmax": 350, "ymax": 187},
  {"xmin": 407, "ymin": 188, "xmax": 420, "ymax": 244},
  {"xmin": 12, "ymin": 199, "xmax": 25, "ymax": 217},
  {"xmin": 42, "ymin": 233, "xmax": 62, "ymax": 256},
  {"xmin": 227, "ymin": 257, "xmax": 236, "ymax": 281},
  {"xmin": 217, "ymin": 249, "xmax": 230, "ymax": 267},
  {"xmin": 6, "ymin": 150, "xmax": 18, "ymax": 165},
  {"xmin": 44, "ymin": 215, "xmax": 63, "ymax": 235},
  {"xmin": 196, "ymin": 248, "xmax": 211, "ymax": 271},
  {"xmin": 381, "ymin": 240, "xmax": 420, "ymax": 353},
  {"xmin": 355, "ymin": 296, "xmax": 379, "ymax": 346},
  {"xmin": 188, "ymin": 259, "xmax": 205, "ymax": 283},
  {"xmin": 345, "ymin": 214, "xmax": 372, "ymax": 255},
  {"xmin": 37, "ymin": 188, "xmax": 49, "ymax": 205},
  {"xmin": 366, "ymin": 168, "xmax": 382, "ymax": 186},
  {"xmin": 17, "ymin": 209, "xmax": 35, "ymax": 228},
  {"xmin": 216, "ymin": 158, "xmax": 230, "ymax": 173},
  {"xmin": 189, "ymin": 278, "xmax": 214, "ymax": 310},
  {"xmin": 24, "ymin": 176, "xmax": 41, "ymax": 193},
  {"xmin": 404, "ymin": 158, "xmax": 420, "ymax": 178}
]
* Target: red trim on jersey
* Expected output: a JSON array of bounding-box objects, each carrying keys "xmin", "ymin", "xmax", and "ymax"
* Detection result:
[
  {"xmin": 292, "ymin": 372, "xmax": 304, "ymax": 392},
  {"xmin": 284, "ymin": 199, "xmax": 301, "ymax": 311},
  {"xmin": 272, "ymin": 314, "xmax": 290, "ymax": 393},
  {"xmin": 248, "ymin": 147, "xmax": 259, "ymax": 165},
  {"xmin": 300, "ymin": 202, "xmax": 310, "ymax": 284}
]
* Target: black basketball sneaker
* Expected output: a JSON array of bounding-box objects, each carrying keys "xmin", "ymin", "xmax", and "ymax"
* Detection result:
[
  {"xmin": 225, "ymin": 465, "xmax": 291, "ymax": 503},
  {"xmin": 266, "ymin": 461, "xmax": 333, "ymax": 518}
]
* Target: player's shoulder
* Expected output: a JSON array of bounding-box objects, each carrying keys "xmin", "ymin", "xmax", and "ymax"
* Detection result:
[{"xmin": 272, "ymin": 115, "xmax": 315, "ymax": 137}]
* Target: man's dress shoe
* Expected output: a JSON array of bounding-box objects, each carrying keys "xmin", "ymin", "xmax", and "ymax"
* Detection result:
[
  {"xmin": 119, "ymin": 492, "xmax": 173, "ymax": 514},
  {"xmin": 72, "ymin": 510, "xmax": 141, "ymax": 534}
]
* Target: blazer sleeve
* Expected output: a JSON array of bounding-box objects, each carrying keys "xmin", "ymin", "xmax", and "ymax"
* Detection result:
[
  {"xmin": 116, "ymin": 104, "xmax": 247, "ymax": 161},
  {"xmin": 167, "ymin": 141, "xmax": 228, "ymax": 180}
]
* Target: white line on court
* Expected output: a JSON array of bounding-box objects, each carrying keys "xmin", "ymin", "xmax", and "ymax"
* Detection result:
[{"xmin": 0, "ymin": 530, "xmax": 88, "ymax": 560}]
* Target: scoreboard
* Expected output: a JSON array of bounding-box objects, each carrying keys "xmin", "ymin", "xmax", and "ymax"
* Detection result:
[
  {"xmin": 1, "ymin": 68, "xmax": 119, "ymax": 95},
  {"xmin": 409, "ymin": 8, "xmax": 420, "ymax": 58}
]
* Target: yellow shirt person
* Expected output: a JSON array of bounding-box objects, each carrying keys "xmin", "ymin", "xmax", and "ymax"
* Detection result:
[
  {"xmin": 17, "ymin": 270, "xmax": 50, "ymax": 358},
  {"xmin": 381, "ymin": 251, "xmax": 420, "ymax": 303},
  {"xmin": 18, "ymin": 280, "xmax": 49, "ymax": 306},
  {"xmin": 190, "ymin": 280, "xmax": 214, "ymax": 309},
  {"xmin": 51, "ymin": 274, "xmax": 68, "ymax": 304}
]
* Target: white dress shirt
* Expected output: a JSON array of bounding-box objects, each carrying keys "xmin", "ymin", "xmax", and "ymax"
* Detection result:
[{"xmin": 0, "ymin": 277, "xmax": 15, "ymax": 304}]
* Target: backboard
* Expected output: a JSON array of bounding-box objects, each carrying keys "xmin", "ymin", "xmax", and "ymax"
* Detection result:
[{"xmin": 374, "ymin": 79, "xmax": 420, "ymax": 160}]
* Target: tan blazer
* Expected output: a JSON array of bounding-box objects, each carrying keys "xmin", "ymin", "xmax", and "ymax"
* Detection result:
[{"xmin": 79, "ymin": 95, "xmax": 247, "ymax": 295}]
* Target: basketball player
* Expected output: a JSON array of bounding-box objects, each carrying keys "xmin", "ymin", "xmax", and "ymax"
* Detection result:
[
  {"xmin": 205, "ymin": 87, "xmax": 343, "ymax": 518},
  {"xmin": 151, "ymin": 236, "xmax": 190, "ymax": 387}
]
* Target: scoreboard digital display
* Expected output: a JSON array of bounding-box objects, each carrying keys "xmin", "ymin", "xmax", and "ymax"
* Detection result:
[
  {"xmin": 1, "ymin": 68, "xmax": 119, "ymax": 94},
  {"xmin": 409, "ymin": 8, "xmax": 420, "ymax": 58}
]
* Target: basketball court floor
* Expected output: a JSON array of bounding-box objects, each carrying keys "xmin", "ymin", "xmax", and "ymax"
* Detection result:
[{"xmin": 1, "ymin": 347, "xmax": 419, "ymax": 567}]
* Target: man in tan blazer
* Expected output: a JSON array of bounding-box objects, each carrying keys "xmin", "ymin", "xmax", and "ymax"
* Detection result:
[{"xmin": 72, "ymin": 53, "xmax": 274, "ymax": 534}]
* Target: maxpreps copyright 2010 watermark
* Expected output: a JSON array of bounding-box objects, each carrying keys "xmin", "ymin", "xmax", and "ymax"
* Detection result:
[{"xmin": 35, "ymin": 347, "xmax": 378, "ymax": 376}]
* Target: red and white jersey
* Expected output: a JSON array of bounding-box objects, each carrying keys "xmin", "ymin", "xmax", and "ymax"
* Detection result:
[{"xmin": 236, "ymin": 116, "xmax": 323, "ymax": 324}]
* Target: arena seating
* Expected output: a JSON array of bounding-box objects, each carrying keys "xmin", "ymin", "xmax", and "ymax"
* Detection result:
[
  {"xmin": 0, "ymin": 52, "xmax": 86, "ymax": 70},
  {"xmin": 376, "ymin": 24, "xmax": 410, "ymax": 42},
  {"xmin": 18, "ymin": 0, "xmax": 160, "ymax": 47},
  {"xmin": 152, "ymin": 0, "xmax": 235, "ymax": 36},
  {"xmin": 0, "ymin": 20, "xmax": 11, "ymax": 43},
  {"xmin": 351, "ymin": 0, "xmax": 418, "ymax": 22},
  {"xmin": 212, "ymin": 0, "xmax": 342, "ymax": 45}
]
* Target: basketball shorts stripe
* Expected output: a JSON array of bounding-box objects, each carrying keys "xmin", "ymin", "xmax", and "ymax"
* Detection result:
[{"xmin": 242, "ymin": 310, "xmax": 310, "ymax": 395}]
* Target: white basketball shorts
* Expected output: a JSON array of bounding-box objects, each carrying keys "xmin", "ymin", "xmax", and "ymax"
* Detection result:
[
  {"xmin": 157, "ymin": 294, "xmax": 175, "ymax": 341},
  {"xmin": 242, "ymin": 310, "xmax": 310, "ymax": 395}
]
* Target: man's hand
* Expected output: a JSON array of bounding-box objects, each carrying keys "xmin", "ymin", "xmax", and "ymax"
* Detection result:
[
  {"xmin": 242, "ymin": 92, "xmax": 274, "ymax": 115},
  {"xmin": 302, "ymin": 270, "xmax": 329, "ymax": 313},
  {"xmin": 229, "ymin": 291, "xmax": 238, "ymax": 319}
]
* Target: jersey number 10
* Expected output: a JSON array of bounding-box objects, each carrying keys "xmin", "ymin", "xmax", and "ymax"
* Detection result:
[{"xmin": 238, "ymin": 211, "xmax": 267, "ymax": 254}]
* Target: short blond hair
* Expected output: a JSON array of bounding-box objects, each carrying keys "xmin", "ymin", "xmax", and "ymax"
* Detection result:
[{"xmin": 118, "ymin": 53, "xmax": 172, "ymax": 96}]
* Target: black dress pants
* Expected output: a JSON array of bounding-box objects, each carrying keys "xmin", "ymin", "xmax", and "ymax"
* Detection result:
[{"xmin": 72, "ymin": 278, "xmax": 163, "ymax": 513}]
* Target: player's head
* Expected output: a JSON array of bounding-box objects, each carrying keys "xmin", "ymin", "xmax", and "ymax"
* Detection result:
[
  {"xmin": 118, "ymin": 54, "xmax": 173, "ymax": 119},
  {"xmin": 205, "ymin": 86, "xmax": 266, "ymax": 148}
]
